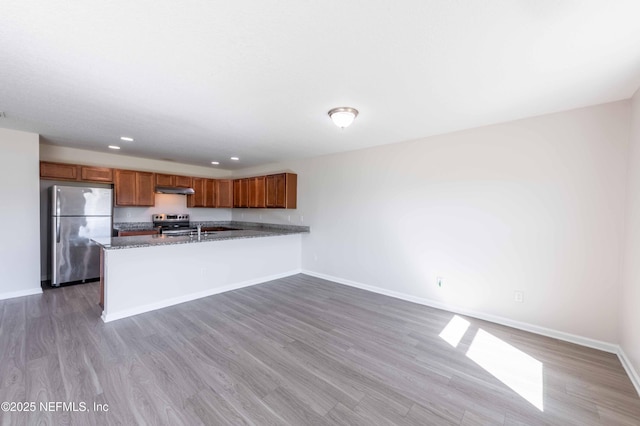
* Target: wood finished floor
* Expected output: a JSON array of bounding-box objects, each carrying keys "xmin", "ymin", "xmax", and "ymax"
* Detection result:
[{"xmin": 1, "ymin": 274, "xmax": 639, "ymax": 425}]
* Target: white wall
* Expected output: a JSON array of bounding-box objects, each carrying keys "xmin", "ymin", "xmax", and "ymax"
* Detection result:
[
  {"xmin": 234, "ymin": 101, "xmax": 630, "ymax": 344},
  {"xmin": 620, "ymin": 90, "xmax": 640, "ymax": 383},
  {"xmin": 0, "ymin": 128, "xmax": 42, "ymax": 299}
]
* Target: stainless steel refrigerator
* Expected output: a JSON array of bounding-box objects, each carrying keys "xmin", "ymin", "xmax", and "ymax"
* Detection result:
[{"xmin": 51, "ymin": 185, "xmax": 113, "ymax": 286}]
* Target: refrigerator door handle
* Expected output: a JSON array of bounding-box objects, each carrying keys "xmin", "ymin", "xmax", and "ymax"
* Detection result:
[
  {"xmin": 55, "ymin": 187, "xmax": 61, "ymax": 216},
  {"xmin": 56, "ymin": 217, "xmax": 61, "ymax": 243}
]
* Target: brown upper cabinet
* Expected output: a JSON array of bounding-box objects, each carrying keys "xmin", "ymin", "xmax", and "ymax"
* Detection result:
[
  {"xmin": 41, "ymin": 160, "xmax": 296, "ymax": 210},
  {"xmin": 40, "ymin": 162, "xmax": 78, "ymax": 180},
  {"xmin": 266, "ymin": 173, "xmax": 297, "ymax": 209},
  {"xmin": 187, "ymin": 177, "xmax": 207, "ymax": 207},
  {"xmin": 114, "ymin": 169, "xmax": 155, "ymax": 206},
  {"xmin": 216, "ymin": 180, "xmax": 233, "ymax": 208},
  {"xmin": 233, "ymin": 178, "xmax": 249, "ymax": 208},
  {"xmin": 189, "ymin": 178, "xmax": 235, "ymax": 208},
  {"xmin": 81, "ymin": 166, "xmax": 113, "ymax": 182},
  {"xmin": 174, "ymin": 175, "xmax": 192, "ymax": 188},
  {"xmin": 248, "ymin": 176, "xmax": 266, "ymax": 208},
  {"xmin": 155, "ymin": 173, "xmax": 192, "ymax": 188},
  {"xmin": 40, "ymin": 161, "xmax": 114, "ymax": 183},
  {"xmin": 187, "ymin": 178, "xmax": 216, "ymax": 208},
  {"xmin": 235, "ymin": 173, "xmax": 297, "ymax": 209}
]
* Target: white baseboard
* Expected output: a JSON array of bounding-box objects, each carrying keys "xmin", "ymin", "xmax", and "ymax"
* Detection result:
[
  {"xmin": 618, "ymin": 347, "xmax": 640, "ymax": 397},
  {"xmin": 0, "ymin": 287, "xmax": 43, "ymax": 301},
  {"xmin": 301, "ymin": 269, "xmax": 619, "ymax": 354},
  {"xmin": 102, "ymin": 269, "xmax": 301, "ymax": 322}
]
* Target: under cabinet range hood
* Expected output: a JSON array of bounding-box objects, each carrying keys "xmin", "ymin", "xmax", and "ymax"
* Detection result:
[{"xmin": 154, "ymin": 186, "xmax": 195, "ymax": 195}]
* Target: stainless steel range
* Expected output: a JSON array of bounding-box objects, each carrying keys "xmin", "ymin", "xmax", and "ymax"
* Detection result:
[
  {"xmin": 152, "ymin": 213, "xmax": 193, "ymax": 236},
  {"xmin": 152, "ymin": 214, "xmax": 240, "ymax": 236}
]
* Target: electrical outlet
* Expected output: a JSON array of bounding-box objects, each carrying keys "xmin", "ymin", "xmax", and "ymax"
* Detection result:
[
  {"xmin": 300, "ymin": 215, "xmax": 304, "ymax": 222},
  {"xmin": 201, "ymin": 268, "xmax": 207, "ymax": 276},
  {"xmin": 437, "ymin": 276, "xmax": 444, "ymax": 288},
  {"xmin": 287, "ymin": 215, "xmax": 291, "ymax": 222},
  {"xmin": 514, "ymin": 291, "xmax": 524, "ymax": 303}
]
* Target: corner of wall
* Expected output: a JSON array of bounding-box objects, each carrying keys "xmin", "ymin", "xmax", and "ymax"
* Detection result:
[
  {"xmin": 0, "ymin": 127, "xmax": 42, "ymax": 297},
  {"xmin": 618, "ymin": 346, "xmax": 640, "ymax": 397},
  {"xmin": 619, "ymin": 87, "xmax": 640, "ymax": 397}
]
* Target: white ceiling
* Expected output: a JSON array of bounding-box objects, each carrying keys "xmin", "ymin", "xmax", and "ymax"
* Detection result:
[{"xmin": 1, "ymin": 1, "xmax": 640, "ymax": 170}]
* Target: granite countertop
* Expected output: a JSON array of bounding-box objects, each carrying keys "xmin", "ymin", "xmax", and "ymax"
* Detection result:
[
  {"xmin": 112, "ymin": 222, "xmax": 158, "ymax": 232},
  {"xmin": 97, "ymin": 222, "xmax": 309, "ymax": 250}
]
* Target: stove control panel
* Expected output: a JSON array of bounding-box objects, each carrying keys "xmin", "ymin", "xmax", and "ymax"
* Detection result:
[{"xmin": 152, "ymin": 213, "xmax": 190, "ymax": 222}]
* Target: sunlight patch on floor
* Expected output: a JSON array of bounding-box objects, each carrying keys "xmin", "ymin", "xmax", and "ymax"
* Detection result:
[
  {"xmin": 466, "ymin": 329, "xmax": 544, "ymax": 411},
  {"xmin": 438, "ymin": 315, "xmax": 471, "ymax": 348}
]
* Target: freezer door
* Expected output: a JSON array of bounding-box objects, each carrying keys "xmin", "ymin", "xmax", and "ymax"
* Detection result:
[
  {"xmin": 53, "ymin": 185, "xmax": 113, "ymax": 216},
  {"xmin": 52, "ymin": 216, "xmax": 111, "ymax": 286}
]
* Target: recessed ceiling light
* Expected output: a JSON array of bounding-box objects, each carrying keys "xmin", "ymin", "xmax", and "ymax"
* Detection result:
[
  {"xmin": 120, "ymin": 136, "xmax": 134, "ymax": 142},
  {"xmin": 108, "ymin": 145, "xmax": 121, "ymax": 150},
  {"xmin": 230, "ymin": 157, "xmax": 239, "ymax": 161},
  {"xmin": 211, "ymin": 161, "xmax": 220, "ymax": 165}
]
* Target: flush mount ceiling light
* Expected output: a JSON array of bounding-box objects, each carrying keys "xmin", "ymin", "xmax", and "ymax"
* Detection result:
[
  {"xmin": 211, "ymin": 161, "xmax": 219, "ymax": 165},
  {"xmin": 230, "ymin": 157, "xmax": 239, "ymax": 161},
  {"xmin": 328, "ymin": 107, "xmax": 359, "ymax": 128},
  {"xmin": 120, "ymin": 136, "xmax": 134, "ymax": 142},
  {"xmin": 108, "ymin": 145, "xmax": 121, "ymax": 150}
]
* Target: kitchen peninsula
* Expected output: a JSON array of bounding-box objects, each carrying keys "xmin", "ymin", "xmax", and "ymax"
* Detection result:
[{"xmin": 94, "ymin": 222, "xmax": 309, "ymax": 322}]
